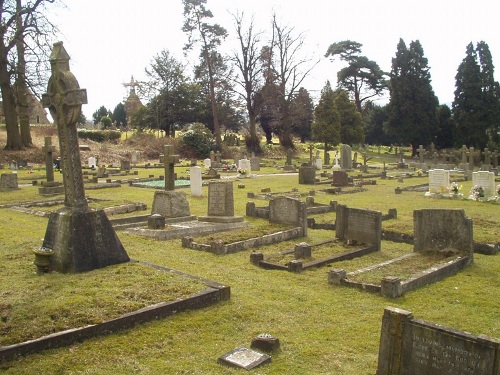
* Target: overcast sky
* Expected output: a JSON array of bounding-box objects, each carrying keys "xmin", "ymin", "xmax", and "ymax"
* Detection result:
[{"xmin": 50, "ymin": 0, "xmax": 500, "ymax": 119}]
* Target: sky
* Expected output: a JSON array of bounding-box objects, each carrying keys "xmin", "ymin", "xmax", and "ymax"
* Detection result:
[{"xmin": 49, "ymin": 0, "xmax": 500, "ymax": 120}]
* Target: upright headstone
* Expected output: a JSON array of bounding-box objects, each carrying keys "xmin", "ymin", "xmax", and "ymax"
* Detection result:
[
  {"xmin": 468, "ymin": 146, "xmax": 475, "ymax": 170},
  {"xmin": 131, "ymin": 151, "xmax": 139, "ymax": 166},
  {"xmin": 336, "ymin": 204, "xmax": 382, "ymax": 250},
  {"xmin": 198, "ymin": 180, "xmax": 243, "ymax": 223},
  {"xmin": 238, "ymin": 158, "xmax": 251, "ymax": 177},
  {"xmin": 250, "ymin": 154, "xmax": 260, "ymax": 172},
  {"xmin": 120, "ymin": 159, "xmax": 131, "ymax": 171},
  {"xmin": 340, "ymin": 144, "xmax": 352, "ymax": 170},
  {"xmin": 0, "ymin": 173, "xmax": 19, "ymax": 191},
  {"xmin": 190, "ymin": 165, "xmax": 203, "ymax": 197},
  {"xmin": 88, "ymin": 156, "xmax": 96, "ymax": 168},
  {"xmin": 269, "ymin": 196, "xmax": 307, "ymax": 236},
  {"xmin": 40, "ymin": 41, "xmax": 129, "ymax": 273},
  {"xmin": 151, "ymin": 144, "xmax": 191, "ymax": 218},
  {"xmin": 426, "ymin": 169, "xmax": 450, "ymax": 195},
  {"xmin": 417, "ymin": 145, "xmax": 425, "ymax": 164},
  {"xmin": 39, "ymin": 137, "xmax": 64, "ymax": 195},
  {"xmin": 298, "ymin": 164, "xmax": 316, "ymax": 185},
  {"xmin": 332, "ymin": 170, "xmax": 349, "ymax": 186},
  {"xmin": 283, "ymin": 150, "xmax": 295, "ymax": 171},
  {"xmin": 204, "ymin": 158, "xmax": 211, "ymax": 169},
  {"xmin": 471, "ymin": 171, "xmax": 496, "ymax": 199}
]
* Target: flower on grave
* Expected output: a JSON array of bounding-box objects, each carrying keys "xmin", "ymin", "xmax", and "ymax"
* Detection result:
[
  {"xmin": 471, "ymin": 185, "xmax": 484, "ymax": 199},
  {"xmin": 238, "ymin": 168, "xmax": 247, "ymax": 175},
  {"xmin": 437, "ymin": 185, "xmax": 449, "ymax": 194},
  {"xmin": 450, "ymin": 182, "xmax": 462, "ymax": 194}
]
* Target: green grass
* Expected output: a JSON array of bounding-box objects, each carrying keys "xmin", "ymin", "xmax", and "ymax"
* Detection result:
[{"xmin": 0, "ymin": 153, "xmax": 499, "ymax": 374}]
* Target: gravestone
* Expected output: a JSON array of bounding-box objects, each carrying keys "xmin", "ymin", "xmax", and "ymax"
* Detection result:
[
  {"xmin": 203, "ymin": 158, "xmax": 211, "ymax": 169},
  {"xmin": 218, "ymin": 347, "xmax": 271, "ymax": 370},
  {"xmin": 198, "ymin": 180, "xmax": 243, "ymax": 223},
  {"xmin": 376, "ymin": 306, "xmax": 499, "ymax": 375},
  {"xmin": 340, "ymin": 144, "xmax": 352, "ymax": 170},
  {"xmin": 315, "ymin": 156, "xmax": 322, "ymax": 170},
  {"xmin": 88, "ymin": 156, "xmax": 96, "ymax": 168},
  {"xmin": 298, "ymin": 164, "xmax": 316, "ymax": 185},
  {"xmin": 459, "ymin": 145, "xmax": 468, "ymax": 170},
  {"xmin": 151, "ymin": 145, "xmax": 191, "ymax": 218},
  {"xmin": 269, "ymin": 196, "xmax": 307, "ymax": 236},
  {"xmin": 413, "ymin": 209, "xmax": 473, "ymax": 264},
  {"xmin": 39, "ymin": 136, "xmax": 64, "ymax": 195},
  {"xmin": 471, "ymin": 171, "xmax": 496, "ymax": 199},
  {"xmin": 238, "ymin": 158, "xmax": 251, "ymax": 177},
  {"xmin": 0, "ymin": 173, "xmax": 19, "ymax": 191},
  {"xmin": 120, "ymin": 159, "xmax": 130, "ymax": 171},
  {"xmin": 332, "ymin": 154, "xmax": 341, "ymax": 170},
  {"xmin": 40, "ymin": 41, "xmax": 129, "ymax": 273},
  {"xmin": 283, "ymin": 150, "xmax": 295, "ymax": 171},
  {"xmin": 250, "ymin": 154, "xmax": 260, "ymax": 172},
  {"xmin": 190, "ymin": 165, "xmax": 202, "ymax": 197},
  {"xmin": 426, "ymin": 169, "xmax": 450, "ymax": 195},
  {"xmin": 336, "ymin": 204, "xmax": 382, "ymax": 250},
  {"xmin": 332, "ymin": 170, "xmax": 349, "ymax": 186},
  {"xmin": 131, "ymin": 151, "xmax": 139, "ymax": 166}
]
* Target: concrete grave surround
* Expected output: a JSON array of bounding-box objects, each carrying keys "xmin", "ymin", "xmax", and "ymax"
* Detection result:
[
  {"xmin": 376, "ymin": 306, "xmax": 499, "ymax": 375},
  {"xmin": 40, "ymin": 41, "xmax": 129, "ymax": 273}
]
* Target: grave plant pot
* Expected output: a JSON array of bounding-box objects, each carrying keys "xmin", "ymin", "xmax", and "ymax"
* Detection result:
[{"xmin": 33, "ymin": 247, "xmax": 54, "ymax": 275}]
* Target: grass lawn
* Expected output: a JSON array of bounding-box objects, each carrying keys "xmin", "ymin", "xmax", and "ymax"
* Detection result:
[{"xmin": 0, "ymin": 156, "xmax": 499, "ymax": 374}]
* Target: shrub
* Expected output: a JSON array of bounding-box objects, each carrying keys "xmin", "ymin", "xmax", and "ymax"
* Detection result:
[
  {"xmin": 178, "ymin": 123, "xmax": 216, "ymax": 159},
  {"xmin": 77, "ymin": 130, "xmax": 121, "ymax": 143}
]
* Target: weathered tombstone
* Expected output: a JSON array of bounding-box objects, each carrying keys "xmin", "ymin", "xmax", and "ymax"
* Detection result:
[
  {"xmin": 315, "ymin": 157, "xmax": 323, "ymax": 170},
  {"xmin": 203, "ymin": 158, "xmax": 211, "ymax": 169},
  {"xmin": 238, "ymin": 158, "xmax": 251, "ymax": 177},
  {"xmin": 482, "ymin": 147, "xmax": 492, "ymax": 170},
  {"xmin": 88, "ymin": 156, "xmax": 96, "ymax": 168},
  {"xmin": 218, "ymin": 347, "xmax": 271, "ymax": 371},
  {"xmin": 332, "ymin": 154, "xmax": 341, "ymax": 170},
  {"xmin": 190, "ymin": 165, "xmax": 202, "ymax": 197},
  {"xmin": 198, "ymin": 180, "xmax": 243, "ymax": 223},
  {"xmin": 120, "ymin": 159, "xmax": 131, "ymax": 171},
  {"xmin": 40, "ymin": 41, "xmax": 129, "ymax": 273},
  {"xmin": 471, "ymin": 171, "xmax": 496, "ymax": 199},
  {"xmin": 39, "ymin": 137, "xmax": 64, "ymax": 195},
  {"xmin": 96, "ymin": 165, "xmax": 107, "ymax": 178},
  {"xmin": 298, "ymin": 164, "xmax": 316, "ymax": 185},
  {"xmin": 250, "ymin": 154, "xmax": 260, "ymax": 172},
  {"xmin": 413, "ymin": 209, "xmax": 473, "ymax": 263},
  {"xmin": 340, "ymin": 144, "xmax": 352, "ymax": 170},
  {"xmin": 151, "ymin": 145, "xmax": 191, "ymax": 218},
  {"xmin": 467, "ymin": 146, "xmax": 475, "ymax": 170},
  {"xmin": 209, "ymin": 150, "xmax": 215, "ymax": 163},
  {"xmin": 283, "ymin": 149, "xmax": 295, "ymax": 171},
  {"xmin": 425, "ymin": 169, "xmax": 450, "ymax": 195},
  {"xmin": 376, "ymin": 306, "xmax": 499, "ymax": 375},
  {"xmin": 417, "ymin": 145, "xmax": 425, "ymax": 164},
  {"xmin": 352, "ymin": 151, "xmax": 358, "ymax": 166},
  {"xmin": 0, "ymin": 173, "xmax": 19, "ymax": 191},
  {"xmin": 269, "ymin": 196, "xmax": 307, "ymax": 236},
  {"xmin": 335, "ymin": 204, "xmax": 382, "ymax": 250},
  {"xmin": 332, "ymin": 170, "xmax": 349, "ymax": 186},
  {"xmin": 131, "ymin": 151, "xmax": 139, "ymax": 166}
]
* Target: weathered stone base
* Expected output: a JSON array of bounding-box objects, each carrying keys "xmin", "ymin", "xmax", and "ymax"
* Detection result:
[
  {"xmin": 42, "ymin": 207, "xmax": 129, "ymax": 273},
  {"xmin": 151, "ymin": 190, "xmax": 191, "ymax": 217},
  {"xmin": 38, "ymin": 181, "xmax": 64, "ymax": 195},
  {"xmin": 198, "ymin": 215, "xmax": 244, "ymax": 223}
]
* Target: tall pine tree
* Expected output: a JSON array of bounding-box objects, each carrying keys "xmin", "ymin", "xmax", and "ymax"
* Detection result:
[
  {"xmin": 453, "ymin": 41, "xmax": 500, "ymax": 149},
  {"xmin": 386, "ymin": 39, "xmax": 439, "ymax": 155},
  {"xmin": 335, "ymin": 90, "xmax": 364, "ymax": 145},
  {"xmin": 312, "ymin": 81, "xmax": 340, "ymax": 162}
]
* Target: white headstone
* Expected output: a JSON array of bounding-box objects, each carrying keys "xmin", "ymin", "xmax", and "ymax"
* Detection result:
[
  {"xmin": 190, "ymin": 166, "xmax": 203, "ymax": 197},
  {"xmin": 88, "ymin": 156, "xmax": 96, "ymax": 168},
  {"xmin": 472, "ymin": 171, "xmax": 496, "ymax": 198},
  {"xmin": 204, "ymin": 158, "xmax": 211, "ymax": 169},
  {"xmin": 238, "ymin": 159, "xmax": 251, "ymax": 177},
  {"xmin": 332, "ymin": 156, "xmax": 341, "ymax": 170},
  {"xmin": 427, "ymin": 169, "xmax": 450, "ymax": 194},
  {"xmin": 315, "ymin": 158, "xmax": 323, "ymax": 170},
  {"xmin": 131, "ymin": 151, "xmax": 138, "ymax": 165}
]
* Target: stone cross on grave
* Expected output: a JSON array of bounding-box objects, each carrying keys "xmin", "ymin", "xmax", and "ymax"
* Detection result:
[
  {"xmin": 461, "ymin": 145, "xmax": 467, "ymax": 164},
  {"xmin": 467, "ymin": 146, "xmax": 475, "ymax": 170},
  {"xmin": 163, "ymin": 144, "xmax": 179, "ymax": 191},
  {"xmin": 42, "ymin": 136, "xmax": 56, "ymax": 182},
  {"xmin": 42, "ymin": 41, "xmax": 88, "ymax": 209},
  {"xmin": 417, "ymin": 145, "xmax": 425, "ymax": 164},
  {"xmin": 483, "ymin": 147, "xmax": 492, "ymax": 166}
]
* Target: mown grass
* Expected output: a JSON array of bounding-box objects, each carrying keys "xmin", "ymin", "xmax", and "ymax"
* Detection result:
[{"xmin": 0, "ymin": 154, "xmax": 499, "ymax": 374}]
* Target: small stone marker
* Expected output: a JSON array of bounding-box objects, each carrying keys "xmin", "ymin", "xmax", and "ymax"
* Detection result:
[
  {"xmin": 251, "ymin": 333, "xmax": 280, "ymax": 352},
  {"xmin": 218, "ymin": 347, "xmax": 271, "ymax": 370},
  {"xmin": 88, "ymin": 156, "xmax": 96, "ymax": 168},
  {"xmin": 190, "ymin": 165, "xmax": 202, "ymax": 197},
  {"xmin": 0, "ymin": 173, "xmax": 19, "ymax": 191}
]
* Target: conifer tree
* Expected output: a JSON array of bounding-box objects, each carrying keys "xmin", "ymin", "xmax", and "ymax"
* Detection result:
[
  {"xmin": 312, "ymin": 81, "xmax": 340, "ymax": 161},
  {"xmin": 335, "ymin": 90, "xmax": 364, "ymax": 145}
]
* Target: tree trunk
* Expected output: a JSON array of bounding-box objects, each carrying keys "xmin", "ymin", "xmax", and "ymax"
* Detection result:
[{"xmin": 0, "ymin": 56, "xmax": 23, "ymax": 150}]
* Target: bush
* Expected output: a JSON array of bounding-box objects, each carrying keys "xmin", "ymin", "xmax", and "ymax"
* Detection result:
[
  {"xmin": 178, "ymin": 123, "xmax": 216, "ymax": 159},
  {"xmin": 77, "ymin": 130, "xmax": 121, "ymax": 143}
]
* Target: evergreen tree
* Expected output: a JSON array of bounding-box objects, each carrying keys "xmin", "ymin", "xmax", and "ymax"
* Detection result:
[
  {"xmin": 290, "ymin": 87, "xmax": 314, "ymax": 143},
  {"xmin": 386, "ymin": 39, "xmax": 439, "ymax": 155},
  {"xmin": 364, "ymin": 103, "xmax": 391, "ymax": 145},
  {"xmin": 112, "ymin": 103, "xmax": 127, "ymax": 127},
  {"xmin": 435, "ymin": 104, "xmax": 454, "ymax": 149},
  {"xmin": 335, "ymin": 90, "xmax": 364, "ymax": 145},
  {"xmin": 312, "ymin": 81, "xmax": 340, "ymax": 161}
]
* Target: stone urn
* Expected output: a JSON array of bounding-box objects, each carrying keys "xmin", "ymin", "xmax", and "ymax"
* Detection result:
[{"xmin": 33, "ymin": 247, "xmax": 54, "ymax": 274}]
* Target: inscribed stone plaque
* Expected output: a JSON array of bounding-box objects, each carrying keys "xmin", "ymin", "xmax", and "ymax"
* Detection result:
[
  {"xmin": 269, "ymin": 196, "xmax": 304, "ymax": 227},
  {"xmin": 207, "ymin": 180, "xmax": 234, "ymax": 216},
  {"xmin": 218, "ymin": 347, "xmax": 271, "ymax": 370},
  {"xmin": 428, "ymin": 169, "xmax": 450, "ymax": 193},
  {"xmin": 472, "ymin": 171, "xmax": 496, "ymax": 198},
  {"xmin": 340, "ymin": 144, "xmax": 352, "ymax": 170}
]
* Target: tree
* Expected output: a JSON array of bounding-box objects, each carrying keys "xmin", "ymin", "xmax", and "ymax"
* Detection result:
[
  {"xmin": 92, "ymin": 106, "xmax": 111, "ymax": 125},
  {"xmin": 311, "ymin": 81, "xmax": 340, "ymax": 161},
  {"xmin": 1, "ymin": 0, "xmax": 55, "ymax": 149},
  {"xmin": 435, "ymin": 104, "xmax": 454, "ymax": 149},
  {"xmin": 290, "ymin": 87, "xmax": 314, "ymax": 143},
  {"xmin": 143, "ymin": 49, "xmax": 186, "ymax": 101},
  {"xmin": 100, "ymin": 116, "xmax": 112, "ymax": 129},
  {"xmin": 264, "ymin": 13, "xmax": 317, "ymax": 149},
  {"xmin": 364, "ymin": 103, "xmax": 390, "ymax": 145},
  {"xmin": 182, "ymin": 0, "xmax": 227, "ymax": 150},
  {"xmin": 453, "ymin": 41, "xmax": 500, "ymax": 149},
  {"xmin": 335, "ymin": 90, "xmax": 364, "ymax": 145},
  {"xmin": 386, "ymin": 39, "xmax": 439, "ymax": 155},
  {"xmin": 229, "ymin": 11, "xmax": 262, "ymax": 153},
  {"xmin": 112, "ymin": 103, "xmax": 127, "ymax": 127},
  {"xmin": 325, "ymin": 40, "xmax": 387, "ymax": 114}
]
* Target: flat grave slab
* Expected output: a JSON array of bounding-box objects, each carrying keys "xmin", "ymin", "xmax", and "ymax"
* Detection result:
[{"xmin": 218, "ymin": 347, "xmax": 271, "ymax": 370}]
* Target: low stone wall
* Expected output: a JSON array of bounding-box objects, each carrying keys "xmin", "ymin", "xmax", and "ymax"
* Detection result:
[{"xmin": 182, "ymin": 227, "xmax": 304, "ymax": 255}]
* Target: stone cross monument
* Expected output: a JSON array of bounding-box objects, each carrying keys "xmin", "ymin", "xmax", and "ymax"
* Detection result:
[
  {"xmin": 163, "ymin": 144, "xmax": 179, "ymax": 191},
  {"xmin": 38, "ymin": 136, "xmax": 64, "ymax": 195},
  {"xmin": 40, "ymin": 42, "xmax": 129, "ymax": 273}
]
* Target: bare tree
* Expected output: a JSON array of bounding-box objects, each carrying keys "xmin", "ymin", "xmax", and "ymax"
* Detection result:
[{"xmin": 229, "ymin": 11, "xmax": 262, "ymax": 153}]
